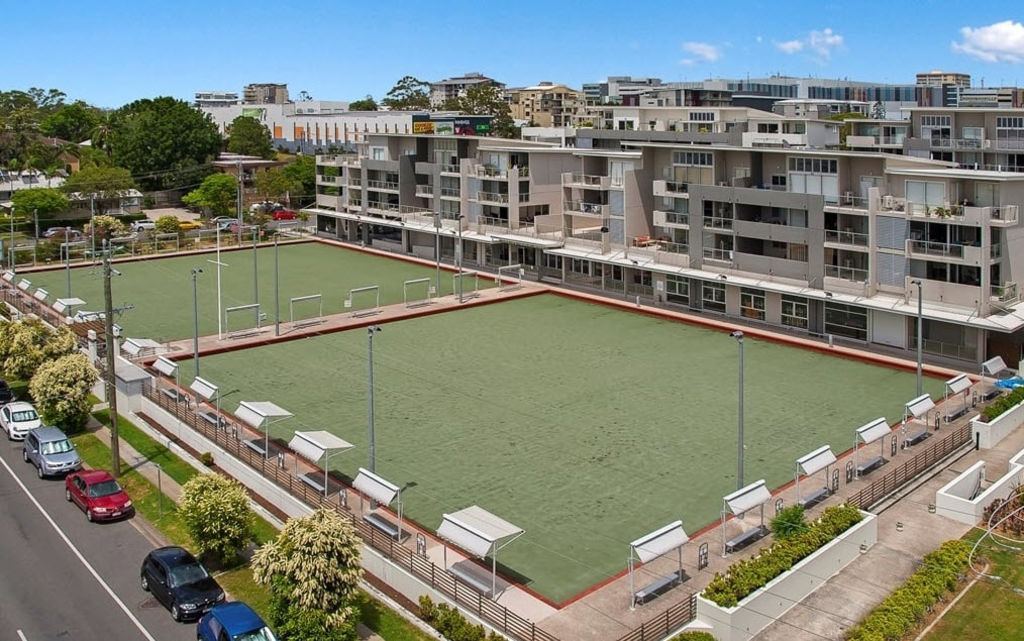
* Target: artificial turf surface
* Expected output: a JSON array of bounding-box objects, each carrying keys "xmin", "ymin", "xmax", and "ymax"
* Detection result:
[
  {"xmin": 191, "ymin": 293, "xmax": 945, "ymax": 603},
  {"xmin": 24, "ymin": 242, "xmax": 492, "ymax": 341}
]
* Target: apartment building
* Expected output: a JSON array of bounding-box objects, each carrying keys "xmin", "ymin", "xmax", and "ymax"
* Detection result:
[
  {"xmin": 429, "ymin": 73, "xmax": 504, "ymax": 108},
  {"xmin": 504, "ymin": 83, "xmax": 583, "ymax": 127},
  {"xmin": 194, "ymin": 91, "xmax": 240, "ymax": 108},
  {"xmin": 244, "ymin": 83, "xmax": 289, "ymax": 105},
  {"xmin": 307, "ymin": 126, "xmax": 1024, "ymax": 368},
  {"xmin": 916, "ymin": 71, "xmax": 971, "ymax": 87}
]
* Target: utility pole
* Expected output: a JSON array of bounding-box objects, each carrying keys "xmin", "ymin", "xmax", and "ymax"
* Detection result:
[
  {"xmin": 90, "ymin": 195, "xmax": 96, "ymax": 260},
  {"xmin": 274, "ymin": 233, "xmax": 280, "ymax": 336},
  {"xmin": 236, "ymin": 159, "xmax": 244, "ymax": 244},
  {"xmin": 33, "ymin": 209, "xmax": 38, "ymax": 242},
  {"xmin": 102, "ymin": 242, "xmax": 121, "ymax": 477}
]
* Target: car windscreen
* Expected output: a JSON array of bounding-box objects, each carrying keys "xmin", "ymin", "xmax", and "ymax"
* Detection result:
[
  {"xmin": 41, "ymin": 438, "xmax": 74, "ymax": 455},
  {"xmin": 168, "ymin": 562, "xmax": 209, "ymax": 587},
  {"xmin": 12, "ymin": 410, "xmax": 37, "ymax": 422},
  {"xmin": 236, "ymin": 628, "xmax": 278, "ymax": 641},
  {"xmin": 88, "ymin": 480, "xmax": 122, "ymax": 498}
]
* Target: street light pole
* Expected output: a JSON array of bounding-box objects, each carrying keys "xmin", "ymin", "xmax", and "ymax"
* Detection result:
[
  {"xmin": 434, "ymin": 212, "xmax": 441, "ymax": 297},
  {"xmin": 191, "ymin": 267, "xmax": 203, "ymax": 378},
  {"xmin": 731, "ymin": 330, "xmax": 745, "ymax": 490},
  {"xmin": 911, "ymin": 279, "xmax": 923, "ymax": 397},
  {"xmin": 9, "ymin": 205, "xmax": 15, "ymax": 272},
  {"xmin": 64, "ymin": 228, "xmax": 71, "ymax": 297},
  {"xmin": 274, "ymin": 233, "xmax": 280, "ymax": 336},
  {"xmin": 457, "ymin": 215, "xmax": 464, "ymax": 304},
  {"xmin": 367, "ymin": 325, "xmax": 381, "ymax": 473}
]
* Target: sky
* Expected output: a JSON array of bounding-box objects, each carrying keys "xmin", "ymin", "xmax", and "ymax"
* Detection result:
[{"xmin": 7, "ymin": 1, "xmax": 1024, "ymax": 108}]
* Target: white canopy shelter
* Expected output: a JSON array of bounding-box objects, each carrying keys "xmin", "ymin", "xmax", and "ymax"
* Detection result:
[
  {"xmin": 33, "ymin": 288, "xmax": 47, "ymax": 302},
  {"xmin": 289, "ymin": 430, "xmax": 354, "ymax": 497},
  {"xmin": 153, "ymin": 356, "xmax": 179, "ymax": 377},
  {"xmin": 236, "ymin": 401, "xmax": 293, "ymax": 459},
  {"xmin": 190, "ymin": 376, "xmax": 219, "ymax": 401},
  {"xmin": 1, "ymin": 270, "xmax": 14, "ymax": 283},
  {"xmin": 904, "ymin": 394, "xmax": 935, "ymax": 423},
  {"xmin": 628, "ymin": 520, "xmax": 689, "ymax": 608},
  {"xmin": 795, "ymin": 445, "xmax": 836, "ymax": 504},
  {"xmin": 943, "ymin": 374, "xmax": 972, "ymax": 421},
  {"xmin": 721, "ymin": 480, "xmax": 771, "ymax": 556},
  {"xmin": 353, "ymin": 467, "xmax": 403, "ymax": 538},
  {"xmin": 121, "ymin": 337, "xmax": 162, "ymax": 358},
  {"xmin": 982, "ymin": 356, "xmax": 1008, "ymax": 378},
  {"xmin": 437, "ymin": 505, "xmax": 524, "ymax": 596},
  {"xmin": 53, "ymin": 297, "xmax": 86, "ymax": 315},
  {"xmin": 855, "ymin": 417, "xmax": 890, "ymax": 474},
  {"xmin": 16, "ymin": 278, "xmax": 30, "ymax": 291}
]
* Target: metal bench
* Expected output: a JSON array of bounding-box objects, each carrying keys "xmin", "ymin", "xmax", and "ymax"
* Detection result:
[
  {"xmin": 983, "ymin": 389, "xmax": 1001, "ymax": 401},
  {"xmin": 363, "ymin": 512, "xmax": 402, "ymax": 540},
  {"xmin": 725, "ymin": 525, "xmax": 767, "ymax": 553},
  {"xmin": 244, "ymin": 439, "xmax": 267, "ymax": 456},
  {"xmin": 945, "ymin": 407, "xmax": 968, "ymax": 422},
  {"xmin": 448, "ymin": 564, "xmax": 493, "ymax": 596},
  {"xmin": 198, "ymin": 410, "xmax": 228, "ymax": 429},
  {"xmin": 856, "ymin": 456, "xmax": 885, "ymax": 476},
  {"xmin": 633, "ymin": 570, "xmax": 685, "ymax": 606},
  {"xmin": 299, "ymin": 473, "xmax": 325, "ymax": 493},
  {"xmin": 797, "ymin": 486, "xmax": 830, "ymax": 509},
  {"xmin": 161, "ymin": 388, "xmax": 181, "ymax": 402},
  {"xmin": 904, "ymin": 430, "xmax": 931, "ymax": 447}
]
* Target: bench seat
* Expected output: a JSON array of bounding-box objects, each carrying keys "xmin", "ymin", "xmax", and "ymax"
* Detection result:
[
  {"xmin": 945, "ymin": 407, "xmax": 968, "ymax": 422},
  {"xmin": 448, "ymin": 564, "xmax": 493, "ymax": 596},
  {"xmin": 633, "ymin": 570, "xmax": 686, "ymax": 606},
  {"xmin": 856, "ymin": 456, "xmax": 885, "ymax": 476},
  {"xmin": 199, "ymin": 410, "xmax": 228, "ymax": 429},
  {"xmin": 244, "ymin": 439, "xmax": 267, "ymax": 456},
  {"xmin": 904, "ymin": 430, "xmax": 931, "ymax": 447},
  {"xmin": 797, "ymin": 486, "xmax": 830, "ymax": 509},
  {"xmin": 725, "ymin": 525, "xmax": 767, "ymax": 553},
  {"xmin": 161, "ymin": 388, "xmax": 181, "ymax": 402},
  {"xmin": 363, "ymin": 512, "xmax": 403, "ymax": 540}
]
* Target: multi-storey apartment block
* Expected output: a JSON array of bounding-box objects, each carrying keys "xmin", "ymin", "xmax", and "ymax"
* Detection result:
[
  {"xmin": 504, "ymin": 83, "xmax": 583, "ymax": 127},
  {"xmin": 307, "ymin": 122, "xmax": 1024, "ymax": 368},
  {"xmin": 243, "ymin": 83, "xmax": 289, "ymax": 105},
  {"xmin": 429, "ymin": 72, "xmax": 504, "ymax": 108}
]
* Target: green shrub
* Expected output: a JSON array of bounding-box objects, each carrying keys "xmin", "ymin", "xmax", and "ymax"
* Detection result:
[
  {"xmin": 770, "ymin": 505, "xmax": 806, "ymax": 540},
  {"xmin": 670, "ymin": 632, "xmax": 717, "ymax": 641},
  {"xmin": 845, "ymin": 540, "xmax": 970, "ymax": 641},
  {"xmin": 703, "ymin": 504, "xmax": 863, "ymax": 607},
  {"xmin": 981, "ymin": 386, "xmax": 1024, "ymax": 422},
  {"xmin": 199, "ymin": 451, "xmax": 214, "ymax": 466},
  {"xmin": 416, "ymin": 595, "xmax": 502, "ymax": 641}
]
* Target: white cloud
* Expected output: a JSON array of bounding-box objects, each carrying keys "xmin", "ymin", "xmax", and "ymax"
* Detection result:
[
  {"xmin": 775, "ymin": 28, "xmax": 843, "ymax": 59},
  {"xmin": 682, "ymin": 41, "xmax": 721, "ymax": 63},
  {"xmin": 755, "ymin": 35, "xmax": 764, "ymax": 44},
  {"xmin": 953, "ymin": 20, "xmax": 1024, "ymax": 62},
  {"xmin": 776, "ymin": 39, "xmax": 804, "ymax": 54}
]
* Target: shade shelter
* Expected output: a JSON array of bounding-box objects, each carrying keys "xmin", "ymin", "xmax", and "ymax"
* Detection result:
[
  {"xmin": 902, "ymin": 393, "xmax": 935, "ymax": 448},
  {"xmin": 33, "ymin": 288, "xmax": 47, "ymax": 303},
  {"xmin": 121, "ymin": 337, "xmax": 162, "ymax": 360},
  {"xmin": 721, "ymin": 479, "xmax": 771, "ymax": 556},
  {"xmin": 943, "ymin": 374, "xmax": 972, "ymax": 422},
  {"xmin": 236, "ymin": 401, "xmax": 293, "ymax": 458},
  {"xmin": 289, "ymin": 430, "xmax": 354, "ymax": 497},
  {"xmin": 854, "ymin": 417, "xmax": 891, "ymax": 477},
  {"xmin": 437, "ymin": 505, "xmax": 524, "ymax": 597},
  {"xmin": 981, "ymin": 356, "xmax": 1009, "ymax": 400},
  {"xmin": 16, "ymin": 278, "xmax": 30, "ymax": 292},
  {"xmin": 628, "ymin": 520, "xmax": 689, "ymax": 608},
  {"xmin": 353, "ymin": 467, "xmax": 404, "ymax": 540},
  {"xmin": 152, "ymin": 356, "xmax": 181, "ymax": 403},
  {"xmin": 53, "ymin": 297, "xmax": 86, "ymax": 318},
  {"xmin": 190, "ymin": 376, "xmax": 234, "ymax": 432},
  {"xmin": 795, "ymin": 445, "xmax": 836, "ymax": 508}
]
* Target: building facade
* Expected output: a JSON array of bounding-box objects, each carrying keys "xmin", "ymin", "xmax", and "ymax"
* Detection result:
[
  {"xmin": 916, "ymin": 71, "xmax": 971, "ymax": 87},
  {"xmin": 505, "ymin": 83, "xmax": 583, "ymax": 127},
  {"xmin": 429, "ymin": 73, "xmax": 504, "ymax": 108},
  {"xmin": 244, "ymin": 83, "xmax": 289, "ymax": 105}
]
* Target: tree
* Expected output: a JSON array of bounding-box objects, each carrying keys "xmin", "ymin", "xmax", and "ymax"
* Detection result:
[
  {"xmin": 348, "ymin": 95, "xmax": 378, "ymax": 111},
  {"xmin": 11, "ymin": 188, "xmax": 68, "ymax": 217},
  {"xmin": 85, "ymin": 214, "xmax": 129, "ymax": 241},
  {"xmin": 280, "ymin": 155, "xmax": 315, "ymax": 206},
  {"xmin": 28, "ymin": 352, "xmax": 98, "ymax": 433},
  {"xmin": 382, "ymin": 76, "xmax": 431, "ymax": 111},
  {"xmin": 179, "ymin": 474, "xmax": 254, "ymax": 566},
  {"xmin": 0, "ymin": 320, "xmax": 77, "ymax": 382},
  {"xmin": 39, "ymin": 101, "xmax": 102, "ymax": 143},
  {"xmin": 61, "ymin": 165, "xmax": 136, "ymax": 213},
  {"xmin": 254, "ymin": 167, "xmax": 302, "ymax": 203},
  {"xmin": 870, "ymin": 101, "xmax": 886, "ymax": 120},
  {"xmin": 154, "ymin": 214, "xmax": 181, "ymax": 234},
  {"xmin": 227, "ymin": 116, "xmax": 274, "ymax": 159},
  {"xmin": 455, "ymin": 84, "xmax": 519, "ymax": 139},
  {"xmin": 252, "ymin": 509, "xmax": 361, "ymax": 641},
  {"xmin": 182, "ymin": 173, "xmax": 237, "ymax": 216},
  {"xmin": 828, "ymin": 111, "xmax": 865, "ymax": 148},
  {"xmin": 106, "ymin": 97, "xmax": 221, "ymax": 191}
]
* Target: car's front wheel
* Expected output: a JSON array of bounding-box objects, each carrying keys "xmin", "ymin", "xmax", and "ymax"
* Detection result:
[
  {"xmin": 36, "ymin": 465, "xmax": 43, "ymax": 479},
  {"xmin": 170, "ymin": 602, "xmax": 181, "ymax": 622},
  {"xmin": 64, "ymin": 488, "xmax": 71, "ymax": 502},
  {"xmin": 22, "ymin": 449, "xmax": 28, "ymax": 463},
  {"xmin": 85, "ymin": 509, "xmax": 93, "ymax": 522},
  {"xmin": 140, "ymin": 573, "xmax": 149, "ymax": 592}
]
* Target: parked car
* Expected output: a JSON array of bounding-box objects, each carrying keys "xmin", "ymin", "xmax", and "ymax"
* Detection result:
[
  {"xmin": 209, "ymin": 216, "xmax": 236, "ymax": 226},
  {"xmin": 249, "ymin": 201, "xmax": 282, "ymax": 214},
  {"xmin": 197, "ymin": 602, "xmax": 277, "ymax": 641},
  {"xmin": 134, "ymin": 219, "xmax": 156, "ymax": 232},
  {"xmin": 178, "ymin": 219, "xmax": 204, "ymax": 231},
  {"xmin": 271, "ymin": 209, "xmax": 297, "ymax": 221},
  {"xmin": 0, "ymin": 401, "xmax": 41, "ymax": 440},
  {"xmin": 42, "ymin": 226, "xmax": 83, "ymax": 240},
  {"xmin": 0, "ymin": 379, "xmax": 14, "ymax": 405},
  {"xmin": 226, "ymin": 222, "xmax": 257, "ymax": 235},
  {"xmin": 141, "ymin": 546, "xmax": 224, "ymax": 621},
  {"xmin": 65, "ymin": 469, "xmax": 134, "ymax": 521},
  {"xmin": 24, "ymin": 426, "xmax": 81, "ymax": 478}
]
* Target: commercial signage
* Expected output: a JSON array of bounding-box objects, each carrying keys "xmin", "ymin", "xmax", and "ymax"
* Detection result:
[
  {"xmin": 413, "ymin": 121, "xmax": 435, "ymax": 134},
  {"xmin": 434, "ymin": 121, "xmax": 454, "ymax": 136}
]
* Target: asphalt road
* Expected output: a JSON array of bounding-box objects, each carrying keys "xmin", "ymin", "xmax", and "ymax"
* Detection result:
[{"xmin": 0, "ymin": 438, "xmax": 193, "ymax": 641}]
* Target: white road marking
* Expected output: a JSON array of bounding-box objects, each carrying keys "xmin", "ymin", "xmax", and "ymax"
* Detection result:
[
  {"xmin": 17, "ymin": 630, "xmax": 28, "ymax": 641},
  {"xmin": 0, "ymin": 456, "xmax": 158, "ymax": 641}
]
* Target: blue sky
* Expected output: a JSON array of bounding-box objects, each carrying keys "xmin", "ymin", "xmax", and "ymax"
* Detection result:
[{"xmin": 9, "ymin": 1, "xmax": 1024, "ymax": 108}]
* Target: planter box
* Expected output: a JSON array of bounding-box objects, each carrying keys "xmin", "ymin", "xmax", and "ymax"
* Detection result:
[
  {"xmin": 972, "ymin": 399, "xmax": 1024, "ymax": 449},
  {"xmin": 936, "ymin": 448, "xmax": 1024, "ymax": 525},
  {"xmin": 695, "ymin": 511, "xmax": 877, "ymax": 641}
]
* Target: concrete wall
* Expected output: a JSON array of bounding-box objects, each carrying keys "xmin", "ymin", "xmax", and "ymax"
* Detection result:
[
  {"xmin": 695, "ymin": 511, "xmax": 878, "ymax": 641},
  {"xmin": 972, "ymin": 400, "xmax": 1024, "ymax": 449},
  {"xmin": 936, "ymin": 449, "xmax": 1024, "ymax": 525}
]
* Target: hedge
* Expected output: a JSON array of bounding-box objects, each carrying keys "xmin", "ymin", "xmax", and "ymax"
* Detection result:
[
  {"xmin": 669, "ymin": 632, "xmax": 716, "ymax": 641},
  {"xmin": 702, "ymin": 504, "xmax": 863, "ymax": 607},
  {"xmin": 418, "ymin": 596, "xmax": 503, "ymax": 641},
  {"xmin": 845, "ymin": 540, "xmax": 970, "ymax": 641},
  {"xmin": 981, "ymin": 386, "xmax": 1024, "ymax": 422}
]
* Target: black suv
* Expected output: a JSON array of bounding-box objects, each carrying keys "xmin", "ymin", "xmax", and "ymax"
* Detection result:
[{"xmin": 140, "ymin": 546, "xmax": 224, "ymax": 621}]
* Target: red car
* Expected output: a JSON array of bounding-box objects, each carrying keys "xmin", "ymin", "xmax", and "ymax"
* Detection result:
[
  {"xmin": 65, "ymin": 470, "xmax": 134, "ymax": 522},
  {"xmin": 271, "ymin": 209, "xmax": 297, "ymax": 220}
]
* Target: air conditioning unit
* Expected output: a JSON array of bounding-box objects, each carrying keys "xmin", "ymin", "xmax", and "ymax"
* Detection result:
[{"xmin": 883, "ymin": 195, "xmax": 895, "ymax": 208}]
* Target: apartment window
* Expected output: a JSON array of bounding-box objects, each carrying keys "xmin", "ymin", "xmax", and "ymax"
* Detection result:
[
  {"xmin": 569, "ymin": 258, "xmax": 589, "ymax": 274},
  {"xmin": 672, "ymin": 151, "xmax": 713, "ymax": 166},
  {"xmin": 788, "ymin": 158, "xmax": 838, "ymax": 174},
  {"xmin": 921, "ymin": 115, "xmax": 951, "ymax": 127},
  {"xmin": 689, "ymin": 112, "xmax": 715, "ymax": 121},
  {"xmin": 543, "ymin": 254, "xmax": 562, "ymax": 270},
  {"xmin": 905, "ymin": 180, "xmax": 946, "ymax": 206},
  {"xmin": 665, "ymin": 274, "xmax": 689, "ymax": 304},
  {"xmin": 824, "ymin": 302, "xmax": 868, "ymax": 341},
  {"xmin": 370, "ymin": 147, "xmax": 385, "ymax": 160},
  {"xmin": 788, "ymin": 157, "xmax": 839, "ymax": 203},
  {"xmin": 740, "ymin": 288, "xmax": 765, "ymax": 321},
  {"xmin": 781, "ymin": 295, "xmax": 808, "ymax": 329},
  {"xmin": 702, "ymin": 281, "xmax": 726, "ymax": 313},
  {"xmin": 771, "ymin": 175, "xmax": 787, "ymax": 187}
]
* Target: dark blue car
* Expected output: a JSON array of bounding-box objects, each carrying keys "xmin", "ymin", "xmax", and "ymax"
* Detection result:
[{"xmin": 196, "ymin": 602, "xmax": 277, "ymax": 641}]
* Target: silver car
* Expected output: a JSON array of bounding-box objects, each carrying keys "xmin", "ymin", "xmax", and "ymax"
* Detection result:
[{"xmin": 23, "ymin": 426, "xmax": 82, "ymax": 478}]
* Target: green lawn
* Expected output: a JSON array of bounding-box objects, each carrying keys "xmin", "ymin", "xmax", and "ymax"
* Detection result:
[
  {"xmin": 193, "ymin": 294, "xmax": 945, "ymax": 603},
  {"xmin": 25, "ymin": 242, "xmax": 492, "ymax": 342}
]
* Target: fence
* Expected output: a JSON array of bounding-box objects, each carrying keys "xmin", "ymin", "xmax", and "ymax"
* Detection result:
[
  {"xmin": 846, "ymin": 423, "xmax": 972, "ymax": 510},
  {"xmin": 614, "ymin": 595, "xmax": 697, "ymax": 641}
]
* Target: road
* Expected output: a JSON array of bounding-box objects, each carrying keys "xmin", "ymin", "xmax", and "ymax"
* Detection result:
[{"xmin": 0, "ymin": 438, "xmax": 193, "ymax": 641}]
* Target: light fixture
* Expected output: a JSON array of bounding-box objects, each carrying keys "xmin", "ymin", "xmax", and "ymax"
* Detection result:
[
  {"xmin": 825, "ymin": 291, "xmax": 833, "ymax": 298},
  {"xmin": 719, "ymin": 274, "xmax": 727, "ymax": 280}
]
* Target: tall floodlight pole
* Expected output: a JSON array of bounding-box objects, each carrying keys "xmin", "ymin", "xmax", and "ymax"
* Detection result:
[
  {"xmin": 90, "ymin": 195, "xmax": 96, "ymax": 260},
  {"xmin": 912, "ymin": 279, "xmax": 923, "ymax": 396},
  {"xmin": 433, "ymin": 212, "xmax": 442, "ymax": 296},
  {"xmin": 209, "ymin": 229, "xmax": 227, "ymax": 340},
  {"xmin": 236, "ymin": 159, "xmax": 244, "ymax": 244},
  {"xmin": 730, "ymin": 330, "xmax": 745, "ymax": 490},
  {"xmin": 9, "ymin": 205, "xmax": 15, "ymax": 272},
  {"xmin": 191, "ymin": 267, "xmax": 203, "ymax": 378},
  {"xmin": 102, "ymin": 243, "xmax": 121, "ymax": 477},
  {"xmin": 367, "ymin": 325, "xmax": 382, "ymax": 473},
  {"xmin": 274, "ymin": 233, "xmax": 280, "ymax": 336},
  {"xmin": 252, "ymin": 228, "xmax": 259, "ymax": 312},
  {"xmin": 65, "ymin": 227, "xmax": 72, "ymax": 297},
  {"xmin": 457, "ymin": 215, "xmax": 464, "ymax": 304}
]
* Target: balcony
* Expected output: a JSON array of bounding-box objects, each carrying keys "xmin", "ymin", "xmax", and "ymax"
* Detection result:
[
  {"xmin": 562, "ymin": 172, "xmax": 610, "ymax": 189},
  {"xmin": 476, "ymin": 190, "xmax": 510, "ymax": 205},
  {"xmin": 415, "ymin": 185, "xmax": 434, "ymax": 198},
  {"xmin": 317, "ymin": 154, "xmax": 360, "ymax": 168},
  {"xmin": 824, "ymin": 194, "xmax": 870, "ymax": 214},
  {"xmin": 653, "ymin": 209, "xmax": 689, "ymax": 228},
  {"xmin": 975, "ymin": 204, "xmax": 1019, "ymax": 226},
  {"xmin": 366, "ymin": 201, "xmax": 401, "ymax": 215},
  {"xmin": 705, "ymin": 216, "xmax": 733, "ymax": 230},
  {"xmin": 563, "ymin": 200, "xmax": 608, "ymax": 217},
  {"xmin": 991, "ymin": 282, "xmax": 1019, "ymax": 304},
  {"xmin": 847, "ymin": 134, "xmax": 905, "ymax": 148},
  {"xmin": 366, "ymin": 180, "xmax": 399, "ymax": 192},
  {"xmin": 440, "ymin": 187, "xmax": 461, "ymax": 199},
  {"xmin": 906, "ymin": 239, "xmax": 983, "ymax": 263},
  {"xmin": 993, "ymin": 139, "xmax": 1024, "ymax": 151},
  {"xmin": 929, "ymin": 137, "xmax": 989, "ymax": 150},
  {"xmin": 741, "ymin": 132, "xmax": 809, "ymax": 148},
  {"xmin": 317, "ymin": 174, "xmax": 338, "ymax": 184},
  {"xmin": 440, "ymin": 164, "xmax": 461, "ymax": 175},
  {"xmin": 349, "ymin": 179, "xmax": 362, "ymax": 188},
  {"xmin": 472, "ymin": 164, "xmax": 508, "ymax": 179},
  {"xmin": 652, "ymin": 180, "xmax": 689, "ymax": 197},
  {"xmin": 825, "ymin": 229, "xmax": 869, "ymax": 247},
  {"xmin": 825, "ymin": 264, "xmax": 869, "ymax": 282}
]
